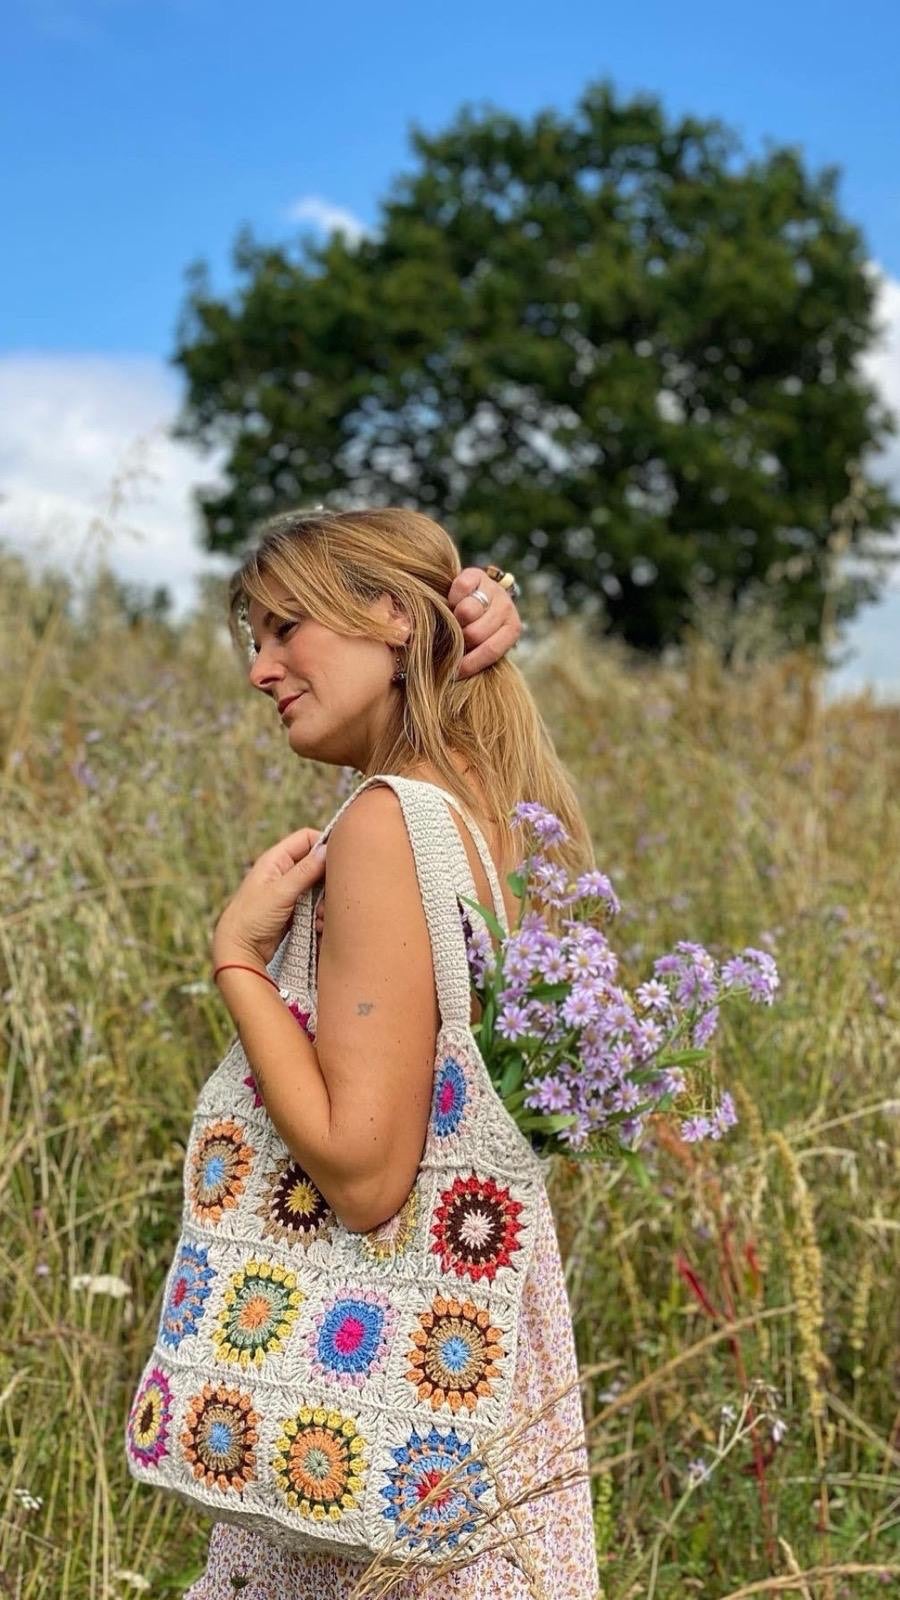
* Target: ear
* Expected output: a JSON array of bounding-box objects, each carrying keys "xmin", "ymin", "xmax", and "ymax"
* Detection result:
[{"xmin": 385, "ymin": 591, "xmax": 412, "ymax": 645}]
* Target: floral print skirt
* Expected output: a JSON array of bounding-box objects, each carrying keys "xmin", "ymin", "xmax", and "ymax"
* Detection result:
[{"xmin": 182, "ymin": 1187, "xmax": 599, "ymax": 1599}]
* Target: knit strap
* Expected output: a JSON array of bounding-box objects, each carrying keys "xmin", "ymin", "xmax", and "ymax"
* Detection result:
[
  {"xmin": 413, "ymin": 781, "xmax": 511, "ymax": 937},
  {"xmin": 288, "ymin": 772, "xmax": 509, "ymax": 1028}
]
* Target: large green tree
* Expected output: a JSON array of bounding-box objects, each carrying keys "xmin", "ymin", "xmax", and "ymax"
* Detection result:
[{"xmin": 172, "ymin": 79, "xmax": 898, "ymax": 654}]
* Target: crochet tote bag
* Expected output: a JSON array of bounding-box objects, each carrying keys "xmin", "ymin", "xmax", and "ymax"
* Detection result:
[{"xmin": 125, "ymin": 773, "xmax": 547, "ymax": 1566}]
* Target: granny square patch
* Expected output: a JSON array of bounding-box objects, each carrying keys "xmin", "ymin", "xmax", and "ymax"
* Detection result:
[
  {"xmin": 306, "ymin": 1289, "xmax": 396, "ymax": 1390},
  {"xmin": 180, "ymin": 1379, "xmax": 260, "ymax": 1491},
  {"xmin": 188, "ymin": 1118, "xmax": 255, "ymax": 1225},
  {"xmin": 429, "ymin": 1173, "xmax": 526, "ymax": 1282},
  {"xmin": 211, "ymin": 1258, "xmax": 304, "ymax": 1369},
  {"xmin": 272, "ymin": 1405, "xmax": 367, "ymax": 1522},
  {"xmin": 378, "ymin": 1422, "xmax": 490, "ymax": 1552},
  {"xmin": 254, "ymin": 1155, "xmax": 335, "ymax": 1249},
  {"xmin": 403, "ymin": 1292, "xmax": 507, "ymax": 1416},
  {"xmin": 126, "ymin": 1365, "xmax": 173, "ymax": 1467},
  {"xmin": 160, "ymin": 1242, "xmax": 215, "ymax": 1349}
]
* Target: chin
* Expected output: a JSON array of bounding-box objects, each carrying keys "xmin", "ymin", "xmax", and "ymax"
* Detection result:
[{"xmin": 287, "ymin": 722, "xmax": 350, "ymax": 769}]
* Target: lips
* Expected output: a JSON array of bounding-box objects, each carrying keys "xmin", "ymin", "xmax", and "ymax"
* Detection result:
[{"xmin": 278, "ymin": 693, "xmax": 305, "ymax": 716}]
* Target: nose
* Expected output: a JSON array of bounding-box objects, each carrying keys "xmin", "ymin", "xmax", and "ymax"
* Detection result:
[{"xmin": 248, "ymin": 645, "xmax": 285, "ymax": 696}]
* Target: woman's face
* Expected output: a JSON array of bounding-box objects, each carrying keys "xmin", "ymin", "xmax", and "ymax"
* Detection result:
[{"xmin": 246, "ymin": 580, "xmax": 409, "ymax": 771}]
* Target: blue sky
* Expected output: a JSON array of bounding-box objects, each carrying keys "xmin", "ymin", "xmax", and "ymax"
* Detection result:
[{"xmin": 3, "ymin": 0, "xmax": 900, "ymax": 696}]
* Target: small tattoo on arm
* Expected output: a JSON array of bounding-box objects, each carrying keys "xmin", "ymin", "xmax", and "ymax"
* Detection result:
[{"xmin": 356, "ymin": 1001, "xmax": 375, "ymax": 1016}]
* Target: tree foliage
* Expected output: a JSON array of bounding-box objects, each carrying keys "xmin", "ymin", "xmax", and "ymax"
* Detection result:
[{"xmin": 171, "ymin": 79, "xmax": 899, "ymax": 654}]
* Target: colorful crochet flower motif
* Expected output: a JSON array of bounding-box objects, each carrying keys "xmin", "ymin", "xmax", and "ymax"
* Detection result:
[
  {"xmin": 160, "ymin": 1242, "xmax": 215, "ymax": 1348},
  {"xmin": 180, "ymin": 1381, "xmax": 259, "ymax": 1492},
  {"xmin": 380, "ymin": 1424, "xmax": 489, "ymax": 1552},
  {"xmin": 127, "ymin": 1366, "xmax": 173, "ymax": 1466},
  {"xmin": 405, "ymin": 1295, "xmax": 505, "ymax": 1413},
  {"xmin": 255, "ymin": 1155, "xmax": 333, "ymax": 1247},
  {"xmin": 360, "ymin": 1187, "xmax": 418, "ymax": 1262},
  {"xmin": 430, "ymin": 1055, "xmax": 469, "ymax": 1139},
  {"xmin": 242, "ymin": 998, "xmax": 315, "ymax": 1108},
  {"xmin": 430, "ymin": 1174, "xmax": 524, "ymax": 1282},
  {"xmin": 188, "ymin": 1118, "xmax": 255, "ymax": 1225},
  {"xmin": 212, "ymin": 1259, "xmax": 303, "ymax": 1368},
  {"xmin": 307, "ymin": 1290, "xmax": 396, "ymax": 1389},
  {"xmin": 272, "ymin": 1405, "xmax": 366, "ymax": 1521}
]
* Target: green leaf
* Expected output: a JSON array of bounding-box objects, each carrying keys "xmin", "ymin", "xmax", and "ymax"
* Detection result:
[
  {"xmin": 457, "ymin": 892, "xmax": 506, "ymax": 943},
  {"xmin": 516, "ymin": 1111, "xmax": 579, "ymax": 1133},
  {"xmin": 527, "ymin": 981, "xmax": 571, "ymax": 1001},
  {"xmin": 500, "ymin": 1057, "xmax": 524, "ymax": 1097},
  {"xmin": 501, "ymin": 1087, "xmax": 528, "ymax": 1112},
  {"xmin": 517, "ymin": 1114, "xmax": 554, "ymax": 1132},
  {"xmin": 657, "ymin": 1047, "xmax": 708, "ymax": 1066}
]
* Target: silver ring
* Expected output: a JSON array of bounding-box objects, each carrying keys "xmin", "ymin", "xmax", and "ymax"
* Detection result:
[{"xmin": 471, "ymin": 586, "xmax": 491, "ymax": 610}]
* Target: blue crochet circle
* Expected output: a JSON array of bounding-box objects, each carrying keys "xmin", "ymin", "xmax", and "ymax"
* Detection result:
[
  {"xmin": 438, "ymin": 1334, "xmax": 470, "ymax": 1373},
  {"xmin": 380, "ymin": 1425, "xmax": 488, "ymax": 1551},
  {"xmin": 202, "ymin": 1153, "xmax": 225, "ymax": 1186},
  {"xmin": 160, "ymin": 1242, "xmax": 214, "ymax": 1349},
  {"xmin": 431, "ymin": 1056, "xmax": 468, "ymax": 1138},
  {"xmin": 317, "ymin": 1297, "xmax": 386, "ymax": 1376}
]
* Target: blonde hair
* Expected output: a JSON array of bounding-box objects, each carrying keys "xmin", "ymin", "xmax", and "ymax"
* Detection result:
[{"xmin": 227, "ymin": 507, "xmax": 594, "ymax": 894}]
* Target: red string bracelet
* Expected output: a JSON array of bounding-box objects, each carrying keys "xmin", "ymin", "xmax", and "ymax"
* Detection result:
[{"xmin": 213, "ymin": 962, "xmax": 280, "ymax": 991}]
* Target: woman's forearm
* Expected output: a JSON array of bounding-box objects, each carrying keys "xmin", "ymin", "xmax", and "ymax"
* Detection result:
[
  {"xmin": 215, "ymin": 961, "xmax": 330, "ymax": 1146},
  {"xmin": 209, "ymin": 953, "xmax": 392, "ymax": 1228}
]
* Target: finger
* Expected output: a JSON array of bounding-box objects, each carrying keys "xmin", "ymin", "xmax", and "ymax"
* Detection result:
[
  {"xmin": 261, "ymin": 828, "xmax": 323, "ymax": 871},
  {"xmin": 296, "ymin": 840, "xmax": 327, "ymax": 875},
  {"xmin": 447, "ymin": 566, "xmax": 486, "ymax": 609},
  {"xmin": 454, "ymin": 592, "xmax": 518, "ymax": 646},
  {"xmin": 457, "ymin": 590, "xmax": 519, "ymax": 646},
  {"xmin": 456, "ymin": 629, "xmax": 514, "ymax": 678},
  {"xmin": 277, "ymin": 827, "xmax": 323, "ymax": 855}
]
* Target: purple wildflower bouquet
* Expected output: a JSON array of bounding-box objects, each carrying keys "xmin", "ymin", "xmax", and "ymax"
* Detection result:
[{"xmin": 460, "ymin": 802, "xmax": 780, "ymax": 1165}]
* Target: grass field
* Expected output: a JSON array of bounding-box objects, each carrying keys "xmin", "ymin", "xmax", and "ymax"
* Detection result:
[{"xmin": 1, "ymin": 548, "xmax": 898, "ymax": 1598}]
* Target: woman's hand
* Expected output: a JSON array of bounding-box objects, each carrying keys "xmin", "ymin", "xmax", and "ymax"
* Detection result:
[
  {"xmin": 449, "ymin": 567, "xmax": 522, "ymax": 679},
  {"xmin": 212, "ymin": 827, "xmax": 328, "ymax": 970}
]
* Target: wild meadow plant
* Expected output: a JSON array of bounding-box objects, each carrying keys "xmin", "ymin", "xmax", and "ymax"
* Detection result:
[
  {"xmin": 461, "ymin": 800, "xmax": 779, "ymax": 1165},
  {"xmin": 2, "ymin": 550, "xmax": 899, "ymax": 1598}
]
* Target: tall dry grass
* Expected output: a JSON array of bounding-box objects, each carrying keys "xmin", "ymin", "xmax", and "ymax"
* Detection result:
[{"xmin": 0, "ymin": 543, "xmax": 898, "ymax": 1598}]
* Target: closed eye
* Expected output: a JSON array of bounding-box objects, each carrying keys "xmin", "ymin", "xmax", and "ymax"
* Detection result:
[{"xmin": 249, "ymin": 616, "xmax": 301, "ymax": 652}]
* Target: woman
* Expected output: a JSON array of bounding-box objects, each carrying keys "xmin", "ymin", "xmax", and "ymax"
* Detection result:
[{"xmin": 184, "ymin": 507, "xmax": 600, "ymax": 1598}]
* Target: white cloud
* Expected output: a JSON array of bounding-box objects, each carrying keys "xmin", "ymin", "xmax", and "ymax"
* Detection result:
[
  {"xmin": 1, "ymin": 261, "xmax": 898, "ymax": 693},
  {"xmin": 861, "ymin": 260, "xmax": 900, "ymax": 540},
  {"xmin": 0, "ymin": 352, "xmax": 232, "ymax": 619},
  {"xmin": 284, "ymin": 195, "xmax": 369, "ymax": 246}
]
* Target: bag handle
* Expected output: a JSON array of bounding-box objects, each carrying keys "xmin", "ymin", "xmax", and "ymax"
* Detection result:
[{"xmin": 414, "ymin": 780, "xmax": 511, "ymax": 939}]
